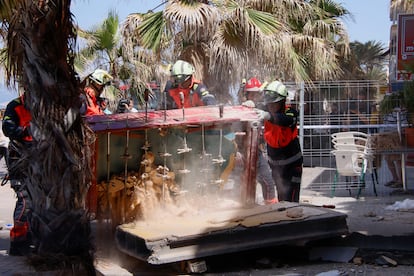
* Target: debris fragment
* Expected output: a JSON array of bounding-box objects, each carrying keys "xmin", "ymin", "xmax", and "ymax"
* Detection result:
[
  {"xmin": 353, "ymin": 257, "xmax": 363, "ymax": 265},
  {"xmin": 286, "ymin": 207, "xmax": 303, "ymax": 218},
  {"xmin": 364, "ymin": 211, "xmax": 376, "ymax": 217},
  {"xmin": 375, "ymin": 255, "xmax": 398, "ymax": 266},
  {"xmin": 385, "ymin": 199, "xmax": 414, "ymax": 211},
  {"xmin": 373, "ymin": 216, "xmax": 384, "ymax": 221},
  {"xmin": 315, "ymin": 270, "xmax": 341, "ymax": 276}
]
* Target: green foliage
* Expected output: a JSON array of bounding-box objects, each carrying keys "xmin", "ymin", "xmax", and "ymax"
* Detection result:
[
  {"xmin": 379, "ymin": 80, "xmax": 414, "ymax": 123},
  {"xmin": 379, "ymin": 91, "xmax": 403, "ymax": 115},
  {"xmin": 380, "ymin": 63, "xmax": 414, "ymax": 122},
  {"xmin": 247, "ymin": 8, "xmax": 281, "ymax": 35},
  {"xmin": 138, "ymin": 11, "xmax": 165, "ymax": 51},
  {"xmin": 403, "ymin": 80, "xmax": 414, "ymax": 115},
  {"xmin": 124, "ymin": 0, "xmax": 351, "ymax": 88}
]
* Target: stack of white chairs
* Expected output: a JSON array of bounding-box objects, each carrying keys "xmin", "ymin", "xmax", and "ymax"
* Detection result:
[{"xmin": 331, "ymin": 131, "xmax": 378, "ymax": 198}]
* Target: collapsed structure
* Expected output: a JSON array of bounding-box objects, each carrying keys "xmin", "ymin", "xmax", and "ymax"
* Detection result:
[{"xmin": 86, "ymin": 105, "xmax": 348, "ymax": 264}]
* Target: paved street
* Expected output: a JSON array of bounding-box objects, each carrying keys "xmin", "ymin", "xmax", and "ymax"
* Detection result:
[{"xmin": 0, "ymin": 159, "xmax": 15, "ymax": 251}]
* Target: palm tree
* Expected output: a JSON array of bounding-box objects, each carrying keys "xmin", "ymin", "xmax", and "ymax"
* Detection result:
[
  {"xmin": 340, "ymin": 40, "xmax": 388, "ymax": 81},
  {"xmin": 2, "ymin": 0, "xmax": 95, "ymax": 273},
  {"xmin": 121, "ymin": 0, "xmax": 350, "ymax": 101},
  {"xmin": 288, "ymin": 0, "xmax": 351, "ymax": 80},
  {"xmin": 77, "ymin": 9, "xmax": 156, "ymax": 109},
  {"xmin": 391, "ymin": 0, "xmax": 414, "ymax": 12},
  {"xmin": 76, "ymin": 10, "xmax": 121, "ymax": 75}
]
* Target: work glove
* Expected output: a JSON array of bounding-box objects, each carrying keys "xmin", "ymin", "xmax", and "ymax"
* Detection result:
[
  {"xmin": 235, "ymin": 151, "xmax": 244, "ymax": 167},
  {"xmin": 242, "ymin": 100, "xmax": 255, "ymax": 108},
  {"xmin": 255, "ymin": 109, "xmax": 271, "ymax": 121},
  {"xmin": 201, "ymin": 94, "xmax": 216, "ymax": 106}
]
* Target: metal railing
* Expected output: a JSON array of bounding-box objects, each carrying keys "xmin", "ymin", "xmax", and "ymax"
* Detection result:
[{"xmin": 295, "ymin": 80, "xmax": 411, "ymax": 194}]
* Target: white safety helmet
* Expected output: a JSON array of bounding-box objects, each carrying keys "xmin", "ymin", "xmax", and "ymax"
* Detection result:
[
  {"xmin": 170, "ymin": 60, "xmax": 195, "ymax": 84},
  {"xmin": 89, "ymin": 69, "xmax": 113, "ymax": 86},
  {"xmin": 264, "ymin": 80, "xmax": 288, "ymax": 104}
]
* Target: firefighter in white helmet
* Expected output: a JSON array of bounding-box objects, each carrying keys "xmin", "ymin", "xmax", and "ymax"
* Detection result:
[
  {"xmin": 239, "ymin": 77, "xmax": 278, "ymax": 204},
  {"xmin": 80, "ymin": 69, "xmax": 113, "ymax": 116},
  {"xmin": 163, "ymin": 60, "xmax": 216, "ymax": 109},
  {"xmin": 257, "ymin": 80, "xmax": 303, "ymax": 202}
]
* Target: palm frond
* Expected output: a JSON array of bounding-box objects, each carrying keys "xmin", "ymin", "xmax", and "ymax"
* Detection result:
[
  {"xmin": 164, "ymin": 0, "xmax": 219, "ymax": 41},
  {"xmin": 391, "ymin": 0, "xmax": 414, "ymax": 13},
  {"xmin": 138, "ymin": 11, "xmax": 166, "ymax": 51}
]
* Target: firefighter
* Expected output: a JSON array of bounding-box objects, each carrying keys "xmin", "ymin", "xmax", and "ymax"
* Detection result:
[
  {"xmin": 164, "ymin": 60, "xmax": 216, "ymax": 109},
  {"xmin": 0, "ymin": 111, "xmax": 9, "ymax": 163},
  {"xmin": 257, "ymin": 81, "xmax": 303, "ymax": 202},
  {"xmin": 80, "ymin": 69, "xmax": 113, "ymax": 116},
  {"xmin": 239, "ymin": 77, "xmax": 264, "ymax": 106},
  {"xmin": 241, "ymin": 77, "xmax": 278, "ymax": 204},
  {"xmin": 2, "ymin": 92, "xmax": 34, "ymax": 255}
]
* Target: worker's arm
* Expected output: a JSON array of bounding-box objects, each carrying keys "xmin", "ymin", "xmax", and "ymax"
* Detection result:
[
  {"xmin": 271, "ymin": 107, "xmax": 298, "ymax": 129},
  {"xmin": 2, "ymin": 100, "xmax": 28, "ymax": 141}
]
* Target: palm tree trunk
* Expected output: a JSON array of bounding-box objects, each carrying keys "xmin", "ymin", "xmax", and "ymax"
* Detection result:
[{"xmin": 6, "ymin": 0, "xmax": 95, "ymax": 274}]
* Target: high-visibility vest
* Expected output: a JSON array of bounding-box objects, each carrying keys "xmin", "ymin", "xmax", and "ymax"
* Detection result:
[
  {"xmin": 10, "ymin": 221, "xmax": 29, "ymax": 241},
  {"xmin": 264, "ymin": 120, "xmax": 298, "ymax": 148},
  {"xmin": 84, "ymin": 86, "xmax": 103, "ymax": 115},
  {"xmin": 168, "ymin": 79, "xmax": 205, "ymax": 108},
  {"xmin": 14, "ymin": 96, "xmax": 33, "ymax": 142}
]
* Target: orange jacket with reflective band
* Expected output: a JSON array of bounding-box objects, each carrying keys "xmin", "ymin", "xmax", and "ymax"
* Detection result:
[
  {"xmin": 10, "ymin": 221, "xmax": 29, "ymax": 241},
  {"xmin": 15, "ymin": 96, "xmax": 33, "ymax": 142},
  {"xmin": 264, "ymin": 120, "xmax": 298, "ymax": 148},
  {"xmin": 84, "ymin": 86, "xmax": 103, "ymax": 115},
  {"xmin": 168, "ymin": 79, "xmax": 205, "ymax": 108}
]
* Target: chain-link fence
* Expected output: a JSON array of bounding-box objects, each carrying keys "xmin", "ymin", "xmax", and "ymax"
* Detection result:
[{"xmin": 291, "ymin": 80, "xmax": 411, "ymax": 195}]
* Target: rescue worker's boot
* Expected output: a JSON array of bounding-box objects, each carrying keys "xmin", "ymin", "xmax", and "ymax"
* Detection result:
[
  {"xmin": 265, "ymin": 198, "xmax": 278, "ymax": 205},
  {"xmin": 9, "ymin": 240, "xmax": 32, "ymax": 256}
]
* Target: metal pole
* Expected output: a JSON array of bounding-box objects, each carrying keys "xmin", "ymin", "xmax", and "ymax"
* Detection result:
[
  {"xmin": 105, "ymin": 132, "xmax": 111, "ymax": 224},
  {"xmin": 299, "ymin": 82, "xmax": 305, "ymax": 150},
  {"xmin": 145, "ymin": 89, "xmax": 149, "ymax": 123},
  {"xmin": 121, "ymin": 130, "xmax": 131, "ymax": 223},
  {"xmin": 106, "ymin": 132, "xmax": 111, "ymax": 182},
  {"xmin": 164, "ymin": 91, "xmax": 167, "ymax": 122},
  {"xmin": 397, "ymin": 111, "xmax": 407, "ymax": 190},
  {"xmin": 179, "ymin": 92, "xmax": 185, "ymax": 120}
]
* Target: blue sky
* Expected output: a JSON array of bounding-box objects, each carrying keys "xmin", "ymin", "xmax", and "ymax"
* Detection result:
[
  {"xmin": 70, "ymin": 0, "xmax": 392, "ymax": 45},
  {"xmin": 341, "ymin": 0, "xmax": 391, "ymax": 45},
  {"xmin": 0, "ymin": 0, "xmax": 393, "ymax": 106}
]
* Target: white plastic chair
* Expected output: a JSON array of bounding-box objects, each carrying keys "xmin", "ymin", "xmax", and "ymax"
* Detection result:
[
  {"xmin": 331, "ymin": 131, "xmax": 378, "ymax": 197},
  {"xmin": 331, "ymin": 149, "xmax": 367, "ymax": 197},
  {"xmin": 331, "ymin": 131, "xmax": 369, "ymax": 140},
  {"xmin": 331, "ymin": 131, "xmax": 377, "ymax": 173},
  {"xmin": 331, "ymin": 131, "xmax": 368, "ymax": 150}
]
